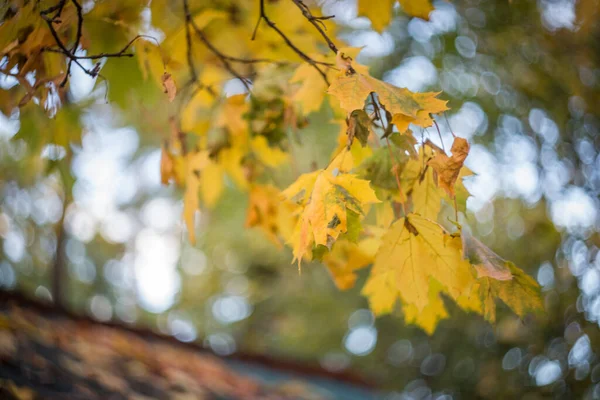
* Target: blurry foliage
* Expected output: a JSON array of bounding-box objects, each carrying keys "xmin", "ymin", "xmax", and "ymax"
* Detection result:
[{"xmin": 0, "ymin": 0, "xmax": 600, "ymax": 398}]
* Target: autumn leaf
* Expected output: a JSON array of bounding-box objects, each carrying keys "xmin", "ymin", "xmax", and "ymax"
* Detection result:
[
  {"xmin": 399, "ymin": 0, "xmax": 434, "ymax": 20},
  {"xmin": 332, "ymin": 121, "xmax": 373, "ymax": 166},
  {"xmin": 391, "ymin": 92, "xmax": 449, "ymax": 132},
  {"xmin": 322, "ymin": 238, "xmax": 379, "ymax": 290},
  {"xmin": 250, "ymin": 136, "xmax": 288, "ymax": 167},
  {"xmin": 160, "ymin": 146, "xmax": 174, "ymax": 185},
  {"xmin": 327, "ymin": 72, "xmax": 373, "ymax": 114},
  {"xmin": 357, "ymin": 0, "xmax": 395, "ymax": 32},
  {"xmin": 183, "ymin": 151, "xmax": 210, "ymax": 244},
  {"xmin": 282, "ymin": 149, "xmax": 380, "ymax": 264},
  {"xmin": 347, "ymin": 109, "xmax": 372, "ymax": 148},
  {"xmin": 402, "ymin": 279, "xmax": 449, "ymax": 334},
  {"xmin": 162, "ymin": 72, "xmax": 177, "ymax": 102},
  {"xmin": 246, "ymin": 184, "xmax": 289, "ymax": 247},
  {"xmin": 290, "ymin": 62, "xmax": 328, "ymax": 115},
  {"xmin": 357, "ymin": 0, "xmax": 433, "ymax": 32},
  {"xmin": 411, "ymin": 167, "xmax": 444, "ymax": 221},
  {"xmin": 366, "ymin": 77, "xmax": 421, "ymax": 118},
  {"xmin": 458, "ymin": 262, "xmax": 543, "ymax": 323},
  {"xmin": 428, "ymin": 136, "xmax": 470, "ymax": 197},
  {"xmin": 362, "ymin": 214, "xmax": 474, "ymax": 312},
  {"xmin": 461, "ymin": 226, "xmax": 513, "ymax": 281}
]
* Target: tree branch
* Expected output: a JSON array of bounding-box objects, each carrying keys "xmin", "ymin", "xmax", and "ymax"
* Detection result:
[
  {"xmin": 253, "ymin": 0, "xmax": 330, "ymax": 84},
  {"xmin": 290, "ymin": 0, "xmax": 338, "ymax": 55},
  {"xmin": 40, "ymin": 1, "xmax": 143, "ymax": 87}
]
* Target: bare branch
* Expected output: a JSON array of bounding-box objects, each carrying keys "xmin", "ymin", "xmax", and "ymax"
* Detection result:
[
  {"xmin": 183, "ymin": 0, "xmax": 251, "ymax": 91},
  {"xmin": 253, "ymin": 0, "xmax": 329, "ymax": 84},
  {"xmin": 290, "ymin": 0, "xmax": 338, "ymax": 55}
]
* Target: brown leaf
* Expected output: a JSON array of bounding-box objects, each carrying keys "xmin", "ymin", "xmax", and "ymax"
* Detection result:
[
  {"xmin": 347, "ymin": 109, "xmax": 371, "ymax": 148},
  {"xmin": 162, "ymin": 72, "xmax": 176, "ymax": 102},
  {"xmin": 461, "ymin": 226, "xmax": 512, "ymax": 281},
  {"xmin": 427, "ymin": 136, "xmax": 469, "ymax": 196}
]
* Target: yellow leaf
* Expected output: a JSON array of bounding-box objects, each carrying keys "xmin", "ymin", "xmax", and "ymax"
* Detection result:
[
  {"xmin": 402, "ymin": 279, "xmax": 449, "ymax": 334},
  {"xmin": 246, "ymin": 184, "xmax": 287, "ymax": 247},
  {"xmin": 219, "ymin": 146, "xmax": 248, "ymax": 190},
  {"xmin": 399, "ymin": 0, "xmax": 434, "ymax": 20},
  {"xmin": 327, "ymin": 73, "xmax": 373, "ymax": 114},
  {"xmin": 327, "ymin": 147, "xmax": 354, "ymax": 174},
  {"xmin": 328, "ymin": 72, "xmax": 424, "ymax": 117},
  {"xmin": 281, "ymin": 171, "xmax": 320, "ymax": 206},
  {"xmin": 135, "ymin": 40, "xmax": 165, "ymax": 87},
  {"xmin": 457, "ymin": 262, "xmax": 543, "ymax": 323},
  {"xmin": 357, "ymin": 0, "xmax": 395, "ymax": 32},
  {"xmin": 200, "ymin": 161, "xmax": 224, "ymax": 208},
  {"xmin": 411, "ymin": 167, "xmax": 443, "ymax": 220},
  {"xmin": 362, "ymin": 269, "xmax": 398, "ymax": 315},
  {"xmin": 366, "ymin": 77, "xmax": 421, "ymax": 118},
  {"xmin": 160, "ymin": 146, "xmax": 174, "ymax": 185},
  {"xmin": 428, "ymin": 136, "xmax": 470, "ymax": 197},
  {"xmin": 251, "ymin": 136, "xmax": 288, "ymax": 167},
  {"xmin": 216, "ymin": 94, "xmax": 249, "ymax": 135},
  {"xmin": 391, "ymin": 92, "xmax": 448, "ymax": 132},
  {"xmin": 322, "ymin": 238, "xmax": 379, "ymax": 290},
  {"xmin": 283, "ymin": 158, "xmax": 379, "ymax": 264},
  {"xmin": 363, "ymin": 214, "xmax": 474, "ymax": 312},
  {"xmin": 291, "ymin": 63, "xmax": 328, "ymax": 115},
  {"xmin": 183, "ymin": 151, "xmax": 210, "ymax": 244},
  {"xmin": 332, "ymin": 121, "xmax": 373, "ymax": 166},
  {"xmin": 333, "ymin": 174, "xmax": 382, "ymax": 212},
  {"xmin": 455, "ymin": 166, "xmax": 474, "ymax": 212}
]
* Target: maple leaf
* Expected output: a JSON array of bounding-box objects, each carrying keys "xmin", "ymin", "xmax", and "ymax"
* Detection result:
[
  {"xmin": 322, "ymin": 238, "xmax": 380, "ymax": 290},
  {"xmin": 183, "ymin": 151, "xmax": 211, "ymax": 244},
  {"xmin": 390, "ymin": 92, "xmax": 449, "ymax": 133},
  {"xmin": 366, "ymin": 77, "xmax": 421, "ymax": 118},
  {"xmin": 282, "ymin": 150, "xmax": 380, "ymax": 264},
  {"xmin": 399, "ymin": 0, "xmax": 434, "ymax": 21},
  {"xmin": 461, "ymin": 227, "xmax": 513, "ymax": 281},
  {"xmin": 332, "ymin": 121, "xmax": 373, "ymax": 166},
  {"xmin": 199, "ymin": 160, "xmax": 224, "ymax": 208},
  {"xmin": 160, "ymin": 146, "xmax": 174, "ymax": 185},
  {"xmin": 327, "ymin": 72, "xmax": 373, "ymax": 114},
  {"xmin": 357, "ymin": 0, "xmax": 395, "ymax": 32},
  {"xmin": 290, "ymin": 62, "xmax": 328, "ymax": 116},
  {"xmin": 455, "ymin": 166, "xmax": 475, "ymax": 212},
  {"xmin": 457, "ymin": 262, "xmax": 543, "ymax": 323},
  {"xmin": 347, "ymin": 109, "xmax": 372, "ymax": 148},
  {"xmin": 357, "ymin": 0, "xmax": 433, "ymax": 32},
  {"xmin": 250, "ymin": 136, "xmax": 288, "ymax": 167},
  {"xmin": 328, "ymin": 71, "xmax": 424, "ymax": 118},
  {"xmin": 291, "ymin": 47, "xmax": 369, "ymax": 117},
  {"xmin": 428, "ymin": 136, "xmax": 470, "ymax": 197},
  {"xmin": 411, "ymin": 167, "xmax": 444, "ymax": 221},
  {"xmin": 246, "ymin": 184, "xmax": 291, "ymax": 247},
  {"xmin": 402, "ymin": 279, "xmax": 449, "ymax": 334},
  {"xmin": 362, "ymin": 214, "xmax": 474, "ymax": 312}
]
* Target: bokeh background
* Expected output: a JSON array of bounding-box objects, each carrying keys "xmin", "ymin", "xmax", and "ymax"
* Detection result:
[{"xmin": 1, "ymin": 0, "xmax": 600, "ymax": 398}]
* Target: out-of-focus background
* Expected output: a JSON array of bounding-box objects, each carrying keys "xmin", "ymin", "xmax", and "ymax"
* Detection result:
[{"xmin": 1, "ymin": 0, "xmax": 600, "ymax": 398}]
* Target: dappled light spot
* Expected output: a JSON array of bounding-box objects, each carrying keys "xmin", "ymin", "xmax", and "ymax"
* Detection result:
[{"xmin": 344, "ymin": 326, "xmax": 377, "ymax": 356}]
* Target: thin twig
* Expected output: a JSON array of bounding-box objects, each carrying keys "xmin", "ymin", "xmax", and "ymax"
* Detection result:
[
  {"xmin": 253, "ymin": 0, "xmax": 329, "ymax": 84},
  {"xmin": 183, "ymin": 0, "xmax": 198, "ymax": 82},
  {"xmin": 444, "ymin": 113, "xmax": 455, "ymax": 137},
  {"xmin": 433, "ymin": 119, "xmax": 446, "ymax": 152},
  {"xmin": 290, "ymin": 0, "xmax": 338, "ymax": 55}
]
